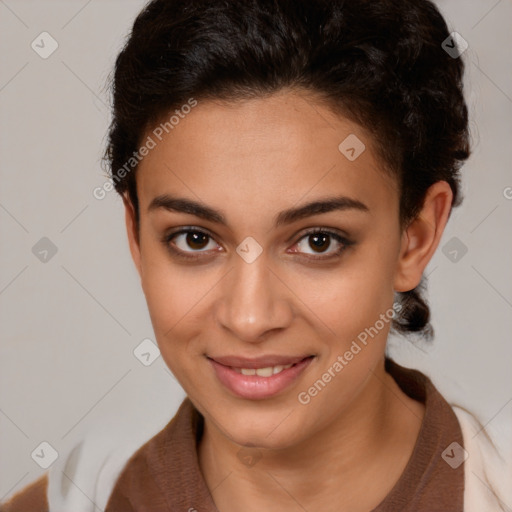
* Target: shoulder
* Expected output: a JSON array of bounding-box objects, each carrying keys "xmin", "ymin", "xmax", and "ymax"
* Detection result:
[
  {"xmin": 452, "ymin": 405, "xmax": 512, "ymax": 511},
  {"xmin": 103, "ymin": 433, "xmax": 170, "ymax": 512},
  {"xmin": 0, "ymin": 434, "xmax": 147, "ymax": 512},
  {"xmin": 44, "ymin": 425, "xmax": 159, "ymax": 512},
  {"xmin": 0, "ymin": 474, "xmax": 49, "ymax": 512},
  {"xmin": 18, "ymin": 414, "xmax": 171, "ymax": 512}
]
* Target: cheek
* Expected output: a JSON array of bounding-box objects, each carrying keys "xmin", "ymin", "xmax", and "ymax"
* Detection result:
[
  {"xmin": 297, "ymin": 249, "xmax": 397, "ymax": 342},
  {"xmin": 138, "ymin": 242, "xmax": 196, "ymax": 343},
  {"xmin": 142, "ymin": 264, "xmax": 212, "ymax": 337},
  {"xmin": 141, "ymin": 265, "xmax": 202, "ymax": 382},
  {"xmin": 138, "ymin": 242, "xmax": 224, "ymax": 378},
  {"xmin": 139, "ymin": 231, "xmax": 199, "ymax": 324}
]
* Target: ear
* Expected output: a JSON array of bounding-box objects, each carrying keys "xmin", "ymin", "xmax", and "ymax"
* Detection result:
[
  {"xmin": 394, "ymin": 181, "xmax": 453, "ymax": 292},
  {"xmin": 122, "ymin": 193, "xmax": 143, "ymax": 279}
]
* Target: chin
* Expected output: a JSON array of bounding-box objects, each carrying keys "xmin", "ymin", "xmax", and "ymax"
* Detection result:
[{"xmin": 214, "ymin": 409, "xmax": 305, "ymax": 450}]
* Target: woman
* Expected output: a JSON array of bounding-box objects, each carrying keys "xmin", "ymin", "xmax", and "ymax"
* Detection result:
[{"xmin": 1, "ymin": 0, "xmax": 509, "ymax": 510}]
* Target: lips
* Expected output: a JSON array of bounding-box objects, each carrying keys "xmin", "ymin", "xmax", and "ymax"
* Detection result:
[
  {"xmin": 207, "ymin": 354, "xmax": 312, "ymax": 369},
  {"xmin": 207, "ymin": 354, "xmax": 315, "ymax": 400}
]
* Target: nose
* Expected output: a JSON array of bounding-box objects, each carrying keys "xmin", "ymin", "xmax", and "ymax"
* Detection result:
[{"xmin": 215, "ymin": 251, "xmax": 294, "ymax": 343}]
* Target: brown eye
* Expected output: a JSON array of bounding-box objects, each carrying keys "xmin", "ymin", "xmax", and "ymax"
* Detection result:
[
  {"xmin": 308, "ymin": 233, "xmax": 331, "ymax": 253},
  {"xmin": 184, "ymin": 231, "xmax": 210, "ymax": 250},
  {"xmin": 292, "ymin": 229, "xmax": 354, "ymax": 260},
  {"xmin": 164, "ymin": 228, "xmax": 220, "ymax": 258}
]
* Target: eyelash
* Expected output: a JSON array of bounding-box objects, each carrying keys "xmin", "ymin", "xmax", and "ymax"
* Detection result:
[{"xmin": 162, "ymin": 226, "xmax": 354, "ymax": 262}]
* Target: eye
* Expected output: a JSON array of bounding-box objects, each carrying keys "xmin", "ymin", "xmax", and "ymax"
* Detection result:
[
  {"xmin": 162, "ymin": 226, "xmax": 354, "ymax": 262},
  {"xmin": 163, "ymin": 227, "xmax": 221, "ymax": 260},
  {"xmin": 290, "ymin": 228, "xmax": 353, "ymax": 260}
]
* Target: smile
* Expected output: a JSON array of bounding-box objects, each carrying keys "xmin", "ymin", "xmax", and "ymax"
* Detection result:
[
  {"xmin": 207, "ymin": 355, "xmax": 315, "ymax": 399},
  {"xmin": 233, "ymin": 364, "xmax": 294, "ymax": 376}
]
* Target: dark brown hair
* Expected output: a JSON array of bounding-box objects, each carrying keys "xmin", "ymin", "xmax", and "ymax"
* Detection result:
[{"xmin": 103, "ymin": 0, "xmax": 471, "ymax": 339}]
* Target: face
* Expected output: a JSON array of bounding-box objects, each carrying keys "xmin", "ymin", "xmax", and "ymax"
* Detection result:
[{"xmin": 125, "ymin": 89, "xmax": 433, "ymax": 450}]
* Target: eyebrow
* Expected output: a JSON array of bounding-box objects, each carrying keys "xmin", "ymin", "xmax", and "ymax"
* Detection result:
[{"xmin": 148, "ymin": 194, "xmax": 370, "ymax": 227}]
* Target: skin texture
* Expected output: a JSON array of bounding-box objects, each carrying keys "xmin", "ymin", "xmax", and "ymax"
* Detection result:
[{"xmin": 123, "ymin": 89, "xmax": 453, "ymax": 512}]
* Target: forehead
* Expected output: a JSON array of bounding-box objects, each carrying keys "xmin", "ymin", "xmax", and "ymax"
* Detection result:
[{"xmin": 136, "ymin": 90, "xmax": 398, "ymax": 221}]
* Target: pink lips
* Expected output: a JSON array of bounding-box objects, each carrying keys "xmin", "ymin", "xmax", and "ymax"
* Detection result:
[{"xmin": 207, "ymin": 354, "xmax": 314, "ymax": 400}]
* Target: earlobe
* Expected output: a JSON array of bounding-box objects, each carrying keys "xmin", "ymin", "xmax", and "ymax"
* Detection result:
[
  {"xmin": 394, "ymin": 181, "xmax": 453, "ymax": 292},
  {"xmin": 123, "ymin": 193, "xmax": 143, "ymax": 279}
]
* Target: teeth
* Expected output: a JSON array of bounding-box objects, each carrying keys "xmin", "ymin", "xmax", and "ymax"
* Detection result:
[
  {"xmin": 237, "ymin": 363, "xmax": 293, "ymax": 377},
  {"xmin": 256, "ymin": 367, "xmax": 273, "ymax": 377}
]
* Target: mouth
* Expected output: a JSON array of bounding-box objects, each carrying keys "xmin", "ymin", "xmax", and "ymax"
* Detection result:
[
  {"xmin": 208, "ymin": 354, "xmax": 313, "ymax": 375},
  {"xmin": 207, "ymin": 354, "xmax": 313, "ymax": 369},
  {"xmin": 207, "ymin": 355, "xmax": 315, "ymax": 399}
]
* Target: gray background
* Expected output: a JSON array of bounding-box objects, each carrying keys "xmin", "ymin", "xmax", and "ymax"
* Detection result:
[{"xmin": 1, "ymin": 0, "xmax": 511, "ymax": 502}]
